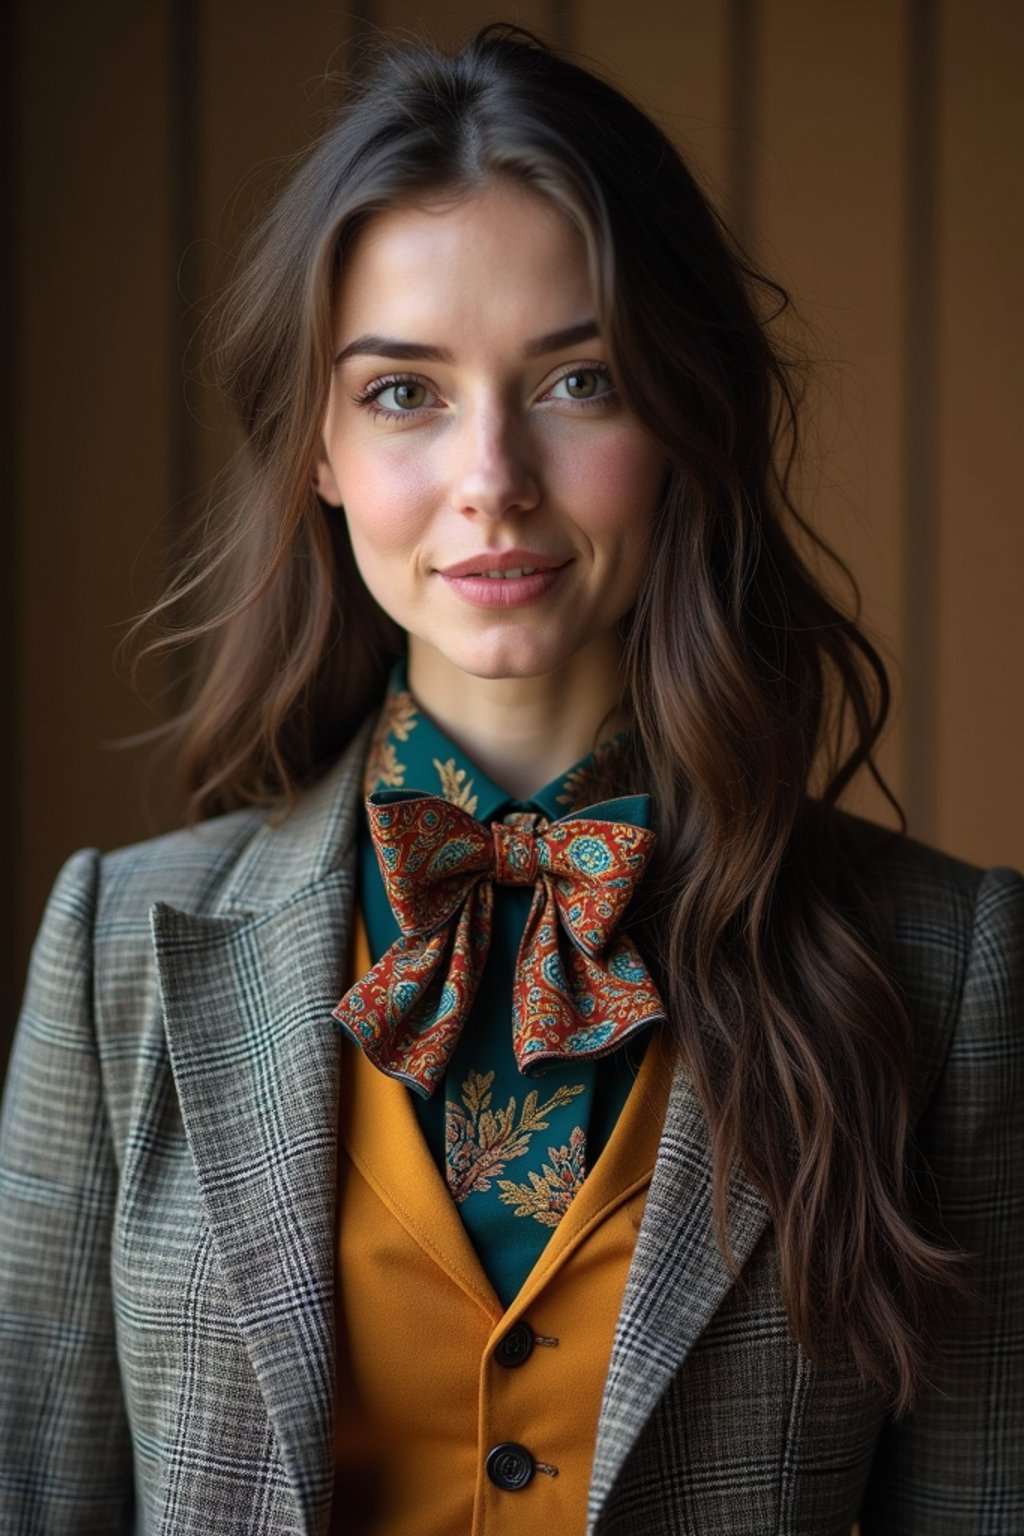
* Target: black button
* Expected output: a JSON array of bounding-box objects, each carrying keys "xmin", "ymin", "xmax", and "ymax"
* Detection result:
[
  {"xmin": 485, "ymin": 1442, "xmax": 535, "ymax": 1491},
  {"xmin": 494, "ymin": 1321, "xmax": 535, "ymax": 1368}
]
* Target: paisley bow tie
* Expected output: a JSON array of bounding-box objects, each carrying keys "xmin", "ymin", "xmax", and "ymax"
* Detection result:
[{"xmin": 333, "ymin": 789, "xmax": 666, "ymax": 1097}]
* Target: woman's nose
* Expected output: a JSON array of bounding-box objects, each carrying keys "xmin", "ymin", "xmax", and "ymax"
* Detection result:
[{"xmin": 449, "ymin": 406, "xmax": 541, "ymax": 521}]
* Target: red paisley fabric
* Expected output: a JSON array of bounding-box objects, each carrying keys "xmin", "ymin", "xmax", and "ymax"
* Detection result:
[{"xmin": 332, "ymin": 791, "xmax": 666, "ymax": 1097}]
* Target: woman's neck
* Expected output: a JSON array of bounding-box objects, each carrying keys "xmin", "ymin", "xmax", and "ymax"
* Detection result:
[{"xmin": 407, "ymin": 635, "xmax": 630, "ymax": 801}]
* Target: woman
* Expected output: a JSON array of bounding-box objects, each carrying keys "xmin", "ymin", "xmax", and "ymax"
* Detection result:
[{"xmin": 0, "ymin": 21, "xmax": 1020, "ymax": 1536}]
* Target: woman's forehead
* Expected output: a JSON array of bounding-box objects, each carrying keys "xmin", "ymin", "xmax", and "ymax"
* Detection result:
[{"xmin": 333, "ymin": 183, "xmax": 596, "ymax": 348}]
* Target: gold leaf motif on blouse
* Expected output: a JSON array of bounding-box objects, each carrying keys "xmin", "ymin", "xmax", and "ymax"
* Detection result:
[
  {"xmin": 556, "ymin": 733, "xmax": 628, "ymax": 812},
  {"xmin": 497, "ymin": 1126, "xmax": 587, "ymax": 1226},
  {"xmin": 367, "ymin": 741, "xmax": 407, "ymax": 793},
  {"xmin": 384, "ymin": 688, "xmax": 419, "ymax": 742},
  {"xmin": 433, "ymin": 756, "xmax": 479, "ymax": 815},
  {"xmin": 445, "ymin": 1069, "xmax": 585, "ymax": 1205},
  {"xmin": 363, "ymin": 688, "xmax": 419, "ymax": 795}
]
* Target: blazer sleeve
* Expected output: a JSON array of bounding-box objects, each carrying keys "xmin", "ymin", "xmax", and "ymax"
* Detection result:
[
  {"xmin": 0, "ymin": 850, "xmax": 135, "ymax": 1533},
  {"xmin": 859, "ymin": 863, "xmax": 1024, "ymax": 1532}
]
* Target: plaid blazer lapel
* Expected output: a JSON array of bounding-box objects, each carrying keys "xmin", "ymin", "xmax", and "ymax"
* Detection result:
[
  {"xmin": 150, "ymin": 716, "xmax": 375, "ymax": 1534},
  {"xmin": 590, "ymin": 1057, "xmax": 772, "ymax": 1528}
]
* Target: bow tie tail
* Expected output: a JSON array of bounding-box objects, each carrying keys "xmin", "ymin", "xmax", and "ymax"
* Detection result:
[
  {"xmin": 333, "ymin": 885, "xmax": 494, "ymax": 1097},
  {"xmin": 509, "ymin": 881, "xmax": 666, "ymax": 1072}
]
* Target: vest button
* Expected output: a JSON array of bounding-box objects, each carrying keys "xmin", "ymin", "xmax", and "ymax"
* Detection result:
[
  {"xmin": 494, "ymin": 1321, "xmax": 535, "ymax": 1368},
  {"xmin": 485, "ymin": 1442, "xmax": 535, "ymax": 1491}
]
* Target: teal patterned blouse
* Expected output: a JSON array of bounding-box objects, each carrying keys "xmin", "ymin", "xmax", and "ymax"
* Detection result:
[{"xmin": 355, "ymin": 655, "xmax": 654, "ymax": 1306}]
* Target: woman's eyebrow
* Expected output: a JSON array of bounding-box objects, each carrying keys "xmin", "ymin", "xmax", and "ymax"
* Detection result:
[
  {"xmin": 333, "ymin": 319, "xmax": 600, "ymax": 368},
  {"xmin": 523, "ymin": 319, "xmax": 600, "ymax": 357},
  {"xmin": 334, "ymin": 336, "xmax": 453, "ymax": 367}
]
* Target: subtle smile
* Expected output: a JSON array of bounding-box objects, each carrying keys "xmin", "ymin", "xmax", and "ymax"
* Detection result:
[{"xmin": 438, "ymin": 563, "xmax": 572, "ymax": 609}]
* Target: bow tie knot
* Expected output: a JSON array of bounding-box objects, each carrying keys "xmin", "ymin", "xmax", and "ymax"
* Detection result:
[{"xmin": 491, "ymin": 816, "xmax": 542, "ymax": 885}]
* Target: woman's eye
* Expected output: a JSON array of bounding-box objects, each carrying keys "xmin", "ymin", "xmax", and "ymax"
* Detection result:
[
  {"xmin": 548, "ymin": 367, "xmax": 615, "ymax": 403},
  {"xmin": 374, "ymin": 380, "xmax": 431, "ymax": 411},
  {"xmin": 350, "ymin": 374, "xmax": 440, "ymax": 417}
]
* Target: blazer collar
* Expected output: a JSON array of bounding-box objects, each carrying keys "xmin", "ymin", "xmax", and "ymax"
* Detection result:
[{"xmin": 214, "ymin": 712, "xmax": 377, "ymax": 917}]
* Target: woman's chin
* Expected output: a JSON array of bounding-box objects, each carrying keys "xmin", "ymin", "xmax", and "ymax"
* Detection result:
[{"xmin": 412, "ymin": 634, "xmax": 587, "ymax": 685}]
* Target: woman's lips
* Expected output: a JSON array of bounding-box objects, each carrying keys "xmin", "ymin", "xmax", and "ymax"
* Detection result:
[{"xmin": 439, "ymin": 562, "xmax": 571, "ymax": 608}]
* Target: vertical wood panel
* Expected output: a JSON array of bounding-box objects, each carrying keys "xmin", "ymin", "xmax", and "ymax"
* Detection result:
[
  {"xmin": 17, "ymin": 0, "xmax": 176, "ymax": 975},
  {"xmin": 936, "ymin": 0, "xmax": 1024, "ymax": 868},
  {"xmin": 576, "ymin": 0, "xmax": 730, "ymax": 208},
  {"xmin": 169, "ymin": 0, "xmax": 201, "ymax": 538},
  {"xmin": 756, "ymin": 0, "xmax": 907, "ymax": 829},
  {"xmin": 193, "ymin": 1, "xmax": 363, "ymax": 493},
  {"xmin": 1, "ymin": 2, "xmax": 21, "ymax": 1050},
  {"xmin": 726, "ymin": 0, "xmax": 761, "ymax": 242},
  {"xmin": 902, "ymin": 0, "xmax": 940, "ymax": 840}
]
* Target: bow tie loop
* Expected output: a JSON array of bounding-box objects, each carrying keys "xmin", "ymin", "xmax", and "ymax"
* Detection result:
[
  {"xmin": 538, "ymin": 816, "xmax": 657, "ymax": 958},
  {"xmin": 365, "ymin": 793, "xmax": 492, "ymax": 936}
]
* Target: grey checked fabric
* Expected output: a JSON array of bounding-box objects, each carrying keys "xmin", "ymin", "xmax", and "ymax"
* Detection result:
[{"xmin": 1, "ymin": 712, "xmax": 1021, "ymax": 1534}]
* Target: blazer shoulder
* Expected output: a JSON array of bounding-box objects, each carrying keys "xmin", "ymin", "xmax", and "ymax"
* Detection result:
[
  {"xmin": 829, "ymin": 805, "xmax": 1023, "ymax": 949},
  {"xmin": 95, "ymin": 804, "xmax": 273, "ymax": 922},
  {"xmin": 830, "ymin": 807, "xmax": 986, "ymax": 916},
  {"xmin": 826, "ymin": 806, "xmax": 1024, "ymax": 1111}
]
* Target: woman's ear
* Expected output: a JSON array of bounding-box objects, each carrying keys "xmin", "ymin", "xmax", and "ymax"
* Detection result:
[{"xmin": 314, "ymin": 446, "xmax": 344, "ymax": 507}]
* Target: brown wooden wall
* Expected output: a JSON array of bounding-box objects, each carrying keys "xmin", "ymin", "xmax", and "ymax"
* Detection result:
[{"xmin": 5, "ymin": 0, "xmax": 1023, "ymax": 1068}]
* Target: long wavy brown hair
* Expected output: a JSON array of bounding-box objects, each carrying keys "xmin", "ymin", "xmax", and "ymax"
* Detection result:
[{"xmin": 131, "ymin": 22, "xmax": 974, "ymax": 1415}]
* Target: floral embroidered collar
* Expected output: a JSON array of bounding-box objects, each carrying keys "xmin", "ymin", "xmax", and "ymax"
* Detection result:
[{"xmin": 362, "ymin": 654, "xmax": 634, "ymax": 819}]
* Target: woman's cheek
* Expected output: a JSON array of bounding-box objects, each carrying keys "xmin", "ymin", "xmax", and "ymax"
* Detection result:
[
  {"xmin": 341, "ymin": 452, "xmax": 438, "ymax": 553},
  {"xmin": 559, "ymin": 430, "xmax": 665, "ymax": 535}
]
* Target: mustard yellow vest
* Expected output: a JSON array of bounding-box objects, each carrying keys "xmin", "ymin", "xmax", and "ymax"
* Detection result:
[{"xmin": 333, "ymin": 906, "xmax": 670, "ymax": 1534}]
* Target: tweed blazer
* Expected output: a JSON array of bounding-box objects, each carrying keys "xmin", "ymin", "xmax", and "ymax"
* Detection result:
[{"xmin": 1, "ymin": 713, "xmax": 1021, "ymax": 1535}]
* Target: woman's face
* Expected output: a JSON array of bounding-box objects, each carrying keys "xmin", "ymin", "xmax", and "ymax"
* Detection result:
[{"xmin": 317, "ymin": 180, "xmax": 668, "ymax": 684}]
